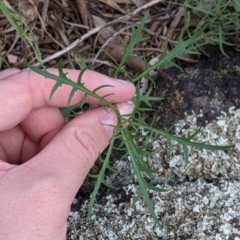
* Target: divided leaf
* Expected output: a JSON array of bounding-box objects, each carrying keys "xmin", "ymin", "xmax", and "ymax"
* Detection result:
[{"xmin": 122, "ymin": 129, "xmax": 167, "ymax": 228}]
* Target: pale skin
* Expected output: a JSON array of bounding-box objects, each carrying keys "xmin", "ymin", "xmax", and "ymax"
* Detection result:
[{"xmin": 0, "ymin": 68, "xmax": 135, "ymax": 240}]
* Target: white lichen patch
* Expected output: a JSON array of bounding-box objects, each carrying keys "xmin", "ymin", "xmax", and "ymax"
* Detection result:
[{"xmin": 67, "ymin": 108, "xmax": 240, "ymax": 240}]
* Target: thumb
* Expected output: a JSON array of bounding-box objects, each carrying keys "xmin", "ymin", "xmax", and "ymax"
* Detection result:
[{"xmin": 26, "ymin": 103, "xmax": 133, "ymax": 200}]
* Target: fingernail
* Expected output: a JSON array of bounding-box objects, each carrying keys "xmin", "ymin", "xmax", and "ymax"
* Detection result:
[
  {"xmin": 117, "ymin": 102, "xmax": 134, "ymax": 115},
  {"xmin": 101, "ymin": 103, "xmax": 134, "ymax": 139}
]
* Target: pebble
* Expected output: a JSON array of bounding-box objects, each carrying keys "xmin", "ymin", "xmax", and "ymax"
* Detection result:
[{"xmin": 67, "ymin": 108, "xmax": 240, "ymax": 239}]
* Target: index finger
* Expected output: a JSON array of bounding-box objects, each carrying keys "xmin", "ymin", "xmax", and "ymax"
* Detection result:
[{"xmin": 0, "ymin": 68, "xmax": 135, "ymax": 131}]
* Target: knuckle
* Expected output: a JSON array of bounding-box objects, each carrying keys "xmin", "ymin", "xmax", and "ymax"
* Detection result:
[{"xmin": 63, "ymin": 126, "xmax": 101, "ymax": 169}]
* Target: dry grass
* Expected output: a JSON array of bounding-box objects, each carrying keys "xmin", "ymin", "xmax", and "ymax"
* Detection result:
[{"xmin": 0, "ymin": 0, "xmax": 217, "ymax": 73}]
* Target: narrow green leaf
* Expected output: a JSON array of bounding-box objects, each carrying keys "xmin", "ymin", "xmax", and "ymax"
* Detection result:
[
  {"xmin": 79, "ymin": 93, "xmax": 88, "ymax": 108},
  {"xmin": 0, "ymin": 3, "xmax": 42, "ymax": 65},
  {"xmin": 77, "ymin": 66, "xmax": 88, "ymax": 85},
  {"xmin": 49, "ymin": 82, "xmax": 61, "ymax": 101},
  {"xmin": 140, "ymin": 85, "xmax": 164, "ymax": 107},
  {"xmin": 101, "ymin": 93, "xmax": 115, "ymax": 99},
  {"xmin": 76, "ymin": 53, "xmax": 88, "ymax": 69},
  {"xmin": 88, "ymin": 174, "xmax": 99, "ymax": 178},
  {"xmin": 138, "ymin": 165, "xmax": 160, "ymax": 174},
  {"xmin": 133, "ymin": 121, "xmax": 234, "ymax": 152},
  {"xmin": 132, "ymin": 24, "xmax": 205, "ymax": 83},
  {"xmin": 107, "ymin": 165, "xmax": 118, "ymax": 173},
  {"xmin": 102, "ymin": 179, "xmax": 116, "ymax": 189},
  {"xmin": 67, "ymin": 87, "xmax": 77, "ymax": 106},
  {"xmin": 113, "ymin": 12, "xmax": 149, "ymax": 77},
  {"xmin": 186, "ymin": 127, "xmax": 202, "ymax": 140},
  {"xmin": 57, "ymin": 60, "xmax": 67, "ymax": 78},
  {"xmin": 93, "ymin": 84, "xmax": 114, "ymax": 93},
  {"xmin": 87, "ymin": 137, "xmax": 116, "ymax": 219},
  {"xmin": 166, "ymin": 119, "xmax": 178, "ymax": 133}
]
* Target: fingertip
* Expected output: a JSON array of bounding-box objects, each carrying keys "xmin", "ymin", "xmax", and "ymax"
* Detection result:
[
  {"xmin": 101, "ymin": 102, "xmax": 134, "ymax": 139},
  {"xmin": 113, "ymin": 79, "xmax": 136, "ymax": 100},
  {"xmin": 117, "ymin": 102, "xmax": 135, "ymax": 115}
]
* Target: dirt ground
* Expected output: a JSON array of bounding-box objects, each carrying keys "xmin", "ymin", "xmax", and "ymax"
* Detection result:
[{"xmin": 152, "ymin": 49, "xmax": 240, "ymax": 129}]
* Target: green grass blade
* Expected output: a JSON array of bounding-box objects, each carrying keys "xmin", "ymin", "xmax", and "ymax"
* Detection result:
[
  {"xmin": 0, "ymin": 3, "xmax": 42, "ymax": 65},
  {"xmin": 113, "ymin": 12, "xmax": 149, "ymax": 77},
  {"xmin": 67, "ymin": 87, "xmax": 77, "ymax": 106},
  {"xmin": 87, "ymin": 137, "xmax": 115, "ymax": 219},
  {"xmin": 133, "ymin": 121, "xmax": 234, "ymax": 152},
  {"xmin": 50, "ymin": 82, "xmax": 62, "ymax": 100}
]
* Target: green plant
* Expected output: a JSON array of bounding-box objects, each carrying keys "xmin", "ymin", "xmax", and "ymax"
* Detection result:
[
  {"xmin": 27, "ymin": 13, "xmax": 234, "ymax": 227},
  {"xmin": 168, "ymin": 0, "xmax": 240, "ymax": 56},
  {"xmin": 0, "ymin": 2, "xmax": 42, "ymax": 65},
  {"xmin": 1, "ymin": 0, "xmax": 236, "ymax": 228}
]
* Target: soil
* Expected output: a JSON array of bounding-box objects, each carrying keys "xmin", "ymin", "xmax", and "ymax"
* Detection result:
[{"xmin": 151, "ymin": 49, "xmax": 240, "ymax": 129}]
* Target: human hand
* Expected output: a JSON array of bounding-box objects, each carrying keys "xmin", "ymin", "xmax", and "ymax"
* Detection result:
[{"xmin": 0, "ymin": 68, "xmax": 135, "ymax": 240}]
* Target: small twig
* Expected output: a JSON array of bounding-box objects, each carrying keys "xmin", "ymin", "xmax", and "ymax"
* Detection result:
[
  {"xmin": 93, "ymin": 13, "xmax": 172, "ymax": 64},
  {"xmin": 75, "ymin": 0, "xmax": 93, "ymax": 28},
  {"xmin": 34, "ymin": 25, "xmax": 106, "ymax": 66},
  {"xmin": 29, "ymin": 0, "xmax": 65, "ymax": 49},
  {"xmin": 48, "ymin": 17, "xmax": 75, "ymax": 68},
  {"xmin": 98, "ymin": 0, "xmax": 127, "ymax": 14},
  {"xmin": 61, "ymin": 19, "xmax": 90, "ymax": 29},
  {"xmin": 6, "ymin": 33, "xmax": 20, "ymax": 56},
  {"xmin": 159, "ymin": 7, "xmax": 184, "ymax": 49},
  {"xmin": 41, "ymin": 0, "xmax": 49, "ymax": 39},
  {"xmin": 35, "ymin": 0, "xmax": 164, "ymax": 66},
  {"xmin": 84, "ymin": 58, "xmax": 112, "ymax": 66},
  {"xmin": 133, "ymin": 0, "xmax": 164, "ymax": 14},
  {"xmin": 93, "ymin": 25, "xmax": 130, "ymax": 63}
]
